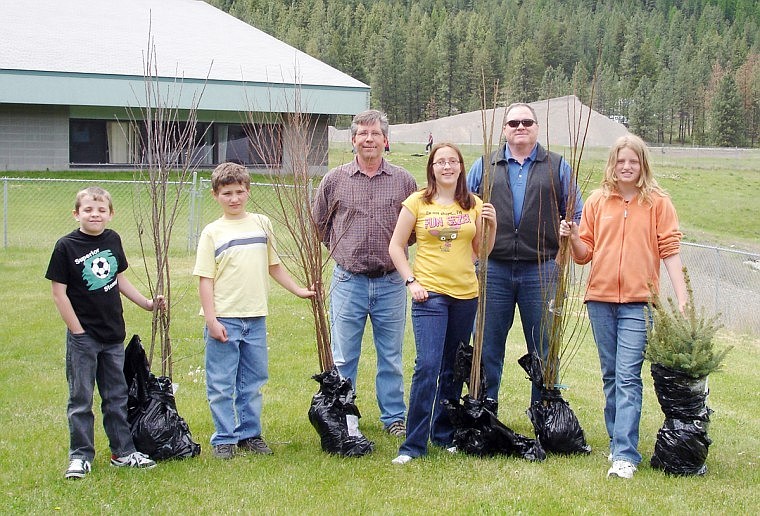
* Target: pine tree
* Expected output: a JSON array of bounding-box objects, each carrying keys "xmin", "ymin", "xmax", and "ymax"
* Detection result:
[
  {"xmin": 645, "ymin": 269, "xmax": 732, "ymax": 379},
  {"xmin": 629, "ymin": 77, "xmax": 656, "ymax": 142},
  {"xmin": 709, "ymin": 73, "xmax": 745, "ymax": 146}
]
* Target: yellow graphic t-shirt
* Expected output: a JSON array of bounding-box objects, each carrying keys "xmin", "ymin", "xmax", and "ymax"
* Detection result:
[{"xmin": 402, "ymin": 191, "xmax": 482, "ymax": 299}]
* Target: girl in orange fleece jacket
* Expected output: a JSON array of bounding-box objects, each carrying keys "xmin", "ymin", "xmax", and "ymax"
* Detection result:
[{"xmin": 560, "ymin": 134, "xmax": 687, "ymax": 480}]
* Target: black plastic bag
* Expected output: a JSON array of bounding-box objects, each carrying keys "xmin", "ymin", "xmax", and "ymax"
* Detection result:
[
  {"xmin": 650, "ymin": 418, "xmax": 710, "ymax": 475},
  {"xmin": 518, "ymin": 353, "xmax": 591, "ymax": 455},
  {"xmin": 308, "ymin": 366, "xmax": 374, "ymax": 457},
  {"xmin": 444, "ymin": 343, "xmax": 545, "ymax": 461},
  {"xmin": 444, "ymin": 396, "xmax": 546, "ymax": 461},
  {"xmin": 651, "ymin": 363, "xmax": 710, "ymax": 421},
  {"xmin": 124, "ymin": 335, "xmax": 201, "ymax": 460},
  {"xmin": 649, "ymin": 363, "xmax": 711, "ymax": 475}
]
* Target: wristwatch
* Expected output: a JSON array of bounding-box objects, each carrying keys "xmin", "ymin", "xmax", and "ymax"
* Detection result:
[{"xmin": 405, "ymin": 276, "xmax": 416, "ymax": 285}]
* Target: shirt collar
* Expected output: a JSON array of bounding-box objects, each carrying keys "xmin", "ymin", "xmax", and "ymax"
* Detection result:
[
  {"xmin": 349, "ymin": 157, "xmax": 391, "ymax": 177},
  {"xmin": 504, "ymin": 143, "xmax": 539, "ymax": 163}
]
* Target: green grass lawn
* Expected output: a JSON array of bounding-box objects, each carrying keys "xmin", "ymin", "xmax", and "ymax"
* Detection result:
[
  {"xmin": 1, "ymin": 146, "xmax": 759, "ymax": 512},
  {"xmin": 1, "ymin": 248, "xmax": 758, "ymax": 513}
]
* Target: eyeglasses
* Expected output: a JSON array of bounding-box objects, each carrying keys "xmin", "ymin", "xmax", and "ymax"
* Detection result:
[
  {"xmin": 355, "ymin": 130, "xmax": 384, "ymax": 139},
  {"xmin": 505, "ymin": 119, "xmax": 536, "ymax": 128},
  {"xmin": 433, "ymin": 159, "xmax": 460, "ymax": 168}
]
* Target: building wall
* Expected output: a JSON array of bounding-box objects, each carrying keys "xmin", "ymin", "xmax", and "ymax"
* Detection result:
[
  {"xmin": 0, "ymin": 104, "xmax": 70, "ymax": 171},
  {"xmin": 0, "ymin": 103, "xmax": 331, "ymax": 173},
  {"xmin": 279, "ymin": 115, "xmax": 330, "ymax": 177}
]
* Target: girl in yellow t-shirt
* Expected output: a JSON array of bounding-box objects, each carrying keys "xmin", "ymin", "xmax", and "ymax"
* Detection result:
[{"xmin": 388, "ymin": 143, "xmax": 496, "ymax": 464}]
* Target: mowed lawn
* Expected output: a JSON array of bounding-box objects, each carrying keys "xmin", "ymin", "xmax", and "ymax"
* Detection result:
[{"xmin": 0, "ymin": 145, "xmax": 758, "ymax": 513}]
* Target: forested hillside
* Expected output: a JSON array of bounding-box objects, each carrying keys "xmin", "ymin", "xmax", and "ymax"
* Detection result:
[{"xmin": 210, "ymin": 0, "xmax": 760, "ymax": 147}]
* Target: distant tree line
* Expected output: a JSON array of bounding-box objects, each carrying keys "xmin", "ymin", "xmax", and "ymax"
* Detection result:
[{"xmin": 210, "ymin": 0, "xmax": 760, "ymax": 147}]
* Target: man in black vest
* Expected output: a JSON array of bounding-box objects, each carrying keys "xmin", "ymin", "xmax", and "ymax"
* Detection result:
[{"xmin": 466, "ymin": 102, "xmax": 583, "ymax": 411}]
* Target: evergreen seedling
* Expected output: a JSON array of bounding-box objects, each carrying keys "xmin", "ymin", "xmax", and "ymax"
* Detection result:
[{"xmin": 645, "ymin": 268, "xmax": 732, "ymax": 378}]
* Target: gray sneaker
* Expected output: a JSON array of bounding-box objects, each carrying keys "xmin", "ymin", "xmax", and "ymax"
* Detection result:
[
  {"xmin": 212, "ymin": 443, "xmax": 236, "ymax": 459},
  {"xmin": 238, "ymin": 436, "xmax": 273, "ymax": 455},
  {"xmin": 384, "ymin": 420, "xmax": 406, "ymax": 438},
  {"xmin": 110, "ymin": 451, "xmax": 156, "ymax": 469}
]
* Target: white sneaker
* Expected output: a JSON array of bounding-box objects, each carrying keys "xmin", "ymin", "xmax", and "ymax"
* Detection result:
[
  {"xmin": 391, "ymin": 454, "xmax": 413, "ymax": 465},
  {"xmin": 607, "ymin": 460, "xmax": 636, "ymax": 479},
  {"xmin": 65, "ymin": 458, "xmax": 91, "ymax": 479},
  {"xmin": 110, "ymin": 451, "xmax": 157, "ymax": 469}
]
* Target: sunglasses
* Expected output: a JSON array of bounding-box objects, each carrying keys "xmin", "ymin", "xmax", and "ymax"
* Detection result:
[{"xmin": 506, "ymin": 119, "xmax": 535, "ymax": 128}]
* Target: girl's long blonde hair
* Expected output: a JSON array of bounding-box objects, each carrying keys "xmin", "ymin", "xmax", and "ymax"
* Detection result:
[{"xmin": 600, "ymin": 134, "xmax": 668, "ymax": 205}]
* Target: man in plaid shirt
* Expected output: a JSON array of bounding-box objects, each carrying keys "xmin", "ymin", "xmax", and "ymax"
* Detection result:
[{"xmin": 313, "ymin": 109, "xmax": 417, "ymax": 438}]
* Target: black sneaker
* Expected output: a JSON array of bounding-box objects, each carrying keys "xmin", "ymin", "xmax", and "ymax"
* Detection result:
[
  {"xmin": 212, "ymin": 444, "xmax": 236, "ymax": 459},
  {"xmin": 65, "ymin": 458, "xmax": 91, "ymax": 479},
  {"xmin": 238, "ymin": 436, "xmax": 273, "ymax": 455}
]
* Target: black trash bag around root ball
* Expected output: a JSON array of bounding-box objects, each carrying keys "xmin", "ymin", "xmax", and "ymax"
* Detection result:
[
  {"xmin": 124, "ymin": 335, "xmax": 201, "ymax": 460},
  {"xmin": 651, "ymin": 363, "xmax": 710, "ymax": 421},
  {"xmin": 650, "ymin": 363, "xmax": 712, "ymax": 475},
  {"xmin": 308, "ymin": 366, "xmax": 374, "ymax": 457},
  {"xmin": 445, "ymin": 343, "xmax": 545, "ymax": 461},
  {"xmin": 650, "ymin": 418, "xmax": 710, "ymax": 475},
  {"xmin": 443, "ymin": 396, "xmax": 546, "ymax": 461},
  {"xmin": 518, "ymin": 353, "xmax": 592, "ymax": 455}
]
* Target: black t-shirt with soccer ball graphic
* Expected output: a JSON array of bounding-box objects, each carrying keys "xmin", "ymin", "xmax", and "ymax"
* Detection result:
[{"xmin": 46, "ymin": 228, "xmax": 129, "ymax": 344}]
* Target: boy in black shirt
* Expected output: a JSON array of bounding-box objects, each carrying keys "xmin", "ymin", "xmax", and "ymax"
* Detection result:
[{"xmin": 46, "ymin": 186, "xmax": 164, "ymax": 479}]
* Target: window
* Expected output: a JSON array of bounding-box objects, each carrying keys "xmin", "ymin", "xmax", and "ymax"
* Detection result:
[
  {"xmin": 216, "ymin": 123, "xmax": 282, "ymax": 166},
  {"xmin": 69, "ymin": 120, "xmax": 283, "ymax": 167},
  {"xmin": 69, "ymin": 120, "xmax": 108, "ymax": 164}
]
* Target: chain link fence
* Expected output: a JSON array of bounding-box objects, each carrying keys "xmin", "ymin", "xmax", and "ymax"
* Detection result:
[
  {"xmin": 0, "ymin": 176, "xmax": 296, "ymax": 254},
  {"xmin": 3, "ymin": 176, "xmax": 759, "ymax": 335}
]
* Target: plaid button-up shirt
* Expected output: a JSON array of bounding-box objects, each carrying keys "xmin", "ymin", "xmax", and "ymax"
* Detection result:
[{"xmin": 313, "ymin": 158, "xmax": 417, "ymax": 274}]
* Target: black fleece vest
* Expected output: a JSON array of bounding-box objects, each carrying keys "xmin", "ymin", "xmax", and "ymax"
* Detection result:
[{"xmin": 483, "ymin": 143, "xmax": 564, "ymax": 262}]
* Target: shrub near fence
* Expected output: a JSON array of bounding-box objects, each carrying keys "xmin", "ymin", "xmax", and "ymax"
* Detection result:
[{"xmin": 3, "ymin": 176, "xmax": 759, "ymax": 334}]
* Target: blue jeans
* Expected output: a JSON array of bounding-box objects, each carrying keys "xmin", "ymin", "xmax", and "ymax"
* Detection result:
[
  {"xmin": 586, "ymin": 301, "xmax": 648, "ymax": 466},
  {"xmin": 481, "ymin": 259, "xmax": 558, "ymax": 404},
  {"xmin": 65, "ymin": 331, "xmax": 135, "ymax": 461},
  {"xmin": 400, "ymin": 293, "xmax": 478, "ymax": 457},
  {"xmin": 205, "ymin": 317, "xmax": 268, "ymax": 446},
  {"xmin": 330, "ymin": 264, "xmax": 407, "ymax": 426}
]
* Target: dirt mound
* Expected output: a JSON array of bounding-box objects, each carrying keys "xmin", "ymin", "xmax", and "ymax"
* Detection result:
[{"xmin": 330, "ymin": 95, "xmax": 629, "ymax": 148}]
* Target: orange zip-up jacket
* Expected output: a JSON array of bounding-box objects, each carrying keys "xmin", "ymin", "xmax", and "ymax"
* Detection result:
[{"xmin": 572, "ymin": 189, "xmax": 682, "ymax": 303}]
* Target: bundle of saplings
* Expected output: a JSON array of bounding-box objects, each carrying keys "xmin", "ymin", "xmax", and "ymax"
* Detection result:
[{"xmin": 645, "ymin": 270, "xmax": 732, "ymax": 475}]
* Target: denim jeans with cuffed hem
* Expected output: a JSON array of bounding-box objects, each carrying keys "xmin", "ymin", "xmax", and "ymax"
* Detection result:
[
  {"xmin": 480, "ymin": 259, "xmax": 558, "ymax": 404},
  {"xmin": 66, "ymin": 331, "xmax": 135, "ymax": 461},
  {"xmin": 205, "ymin": 317, "xmax": 268, "ymax": 446},
  {"xmin": 586, "ymin": 301, "xmax": 648, "ymax": 466},
  {"xmin": 329, "ymin": 264, "xmax": 407, "ymax": 427},
  {"xmin": 399, "ymin": 293, "xmax": 478, "ymax": 458}
]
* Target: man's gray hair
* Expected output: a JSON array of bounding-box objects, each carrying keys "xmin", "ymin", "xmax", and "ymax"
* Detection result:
[
  {"xmin": 505, "ymin": 102, "xmax": 538, "ymax": 123},
  {"xmin": 351, "ymin": 109, "xmax": 389, "ymax": 137}
]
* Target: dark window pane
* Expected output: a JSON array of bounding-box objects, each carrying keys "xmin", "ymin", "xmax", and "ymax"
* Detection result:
[
  {"xmin": 220, "ymin": 123, "xmax": 282, "ymax": 166},
  {"xmin": 70, "ymin": 120, "xmax": 108, "ymax": 164}
]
